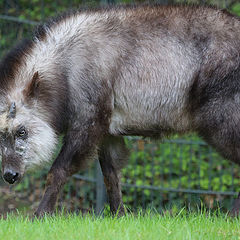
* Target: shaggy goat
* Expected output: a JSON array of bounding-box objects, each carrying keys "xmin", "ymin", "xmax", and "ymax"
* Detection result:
[{"xmin": 0, "ymin": 5, "xmax": 240, "ymax": 216}]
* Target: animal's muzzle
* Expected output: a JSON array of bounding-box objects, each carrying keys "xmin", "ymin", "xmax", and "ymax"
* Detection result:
[{"xmin": 3, "ymin": 170, "xmax": 19, "ymax": 184}]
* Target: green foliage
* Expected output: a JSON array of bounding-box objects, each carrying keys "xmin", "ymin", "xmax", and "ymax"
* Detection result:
[
  {"xmin": 231, "ymin": 3, "xmax": 240, "ymax": 16},
  {"xmin": 0, "ymin": 0, "xmax": 103, "ymax": 58},
  {"xmin": 2, "ymin": 0, "xmax": 102, "ymax": 21},
  {"xmin": 121, "ymin": 136, "xmax": 240, "ymax": 211}
]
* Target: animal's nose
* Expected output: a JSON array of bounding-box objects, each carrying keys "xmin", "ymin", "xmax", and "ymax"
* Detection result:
[{"xmin": 3, "ymin": 170, "xmax": 19, "ymax": 184}]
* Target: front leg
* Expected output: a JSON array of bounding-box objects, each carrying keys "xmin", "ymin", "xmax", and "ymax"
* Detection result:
[
  {"xmin": 35, "ymin": 170, "xmax": 66, "ymax": 217},
  {"xmin": 35, "ymin": 88, "xmax": 111, "ymax": 217},
  {"xmin": 35, "ymin": 128, "xmax": 103, "ymax": 217},
  {"xmin": 34, "ymin": 140, "xmax": 74, "ymax": 217}
]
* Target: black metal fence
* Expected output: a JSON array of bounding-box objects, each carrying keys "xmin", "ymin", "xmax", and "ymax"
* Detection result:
[{"xmin": 1, "ymin": 0, "xmax": 240, "ymax": 214}]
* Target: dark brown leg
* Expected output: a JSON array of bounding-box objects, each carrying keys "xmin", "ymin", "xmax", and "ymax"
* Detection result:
[
  {"xmin": 99, "ymin": 136, "xmax": 129, "ymax": 216},
  {"xmin": 34, "ymin": 168, "xmax": 67, "ymax": 217},
  {"xmin": 34, "ymin": 129, "xmax": 100, "ymax": 217},
  {"xmin": 34, "ymin": 147, "xmax": 97, "ymax": 217}
]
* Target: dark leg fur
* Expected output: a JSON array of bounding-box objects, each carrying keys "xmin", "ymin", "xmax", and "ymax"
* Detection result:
[
  {"xmin": 35, "ymin": 125, "xmax": 103, "ymax": 217},
  {"xmin": 35, "ymin": 147, "xmax": 96, "ymax": 217},
  {"xmin": 34, "ymin": 143, "xmax": 70, "ymax": 217},
  {"xmin": 195, "ymin": 97, "xmax": 240, "ymax": 216},
  {"xmin": 99, "ymin": 136, "xmax": 129, "ymax": 215}
]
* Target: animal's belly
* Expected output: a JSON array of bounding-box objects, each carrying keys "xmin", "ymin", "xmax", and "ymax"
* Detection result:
[{"xmin": 109, "ymin": 105, "xmax": 191, "ymax": 137}]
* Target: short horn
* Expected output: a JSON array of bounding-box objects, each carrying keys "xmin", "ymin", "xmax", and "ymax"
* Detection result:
[{"xmin": 8, "ymin": 102, "xmax": 16, "ymax": 118}]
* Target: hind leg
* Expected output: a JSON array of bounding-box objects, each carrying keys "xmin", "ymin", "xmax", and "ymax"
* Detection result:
[
  {"xmin": 99, "ymin": 136, "xmax": 129, "ymax": 215},
  {"xmin": 194, "ymin": 98, "xmax": 240, "ymax": 216}
]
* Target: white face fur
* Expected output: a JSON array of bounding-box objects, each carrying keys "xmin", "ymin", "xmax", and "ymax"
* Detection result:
[{"xmin": 0, "ymin": 103, "xmax": 58, "ymax": 172}]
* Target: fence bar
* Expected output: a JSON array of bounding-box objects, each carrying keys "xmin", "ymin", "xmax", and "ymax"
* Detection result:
[
  {"xmin": 95, "ymin": 161, "xmax": 107, "ymax": 215},
  {"xmin": 0, "ymin": 15, "xmax": 38, "ymax": 25},
  {"xmin": 73, "ymin": 174, "xmax": 96, "ymax": 183},
  {"xmin": 122, "ymin": 183, "xmax": 238, "ymax": 196}
]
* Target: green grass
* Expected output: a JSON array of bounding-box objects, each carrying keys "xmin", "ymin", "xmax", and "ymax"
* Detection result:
[{"xmin": 0, "ymin": 210, "xmax": 240, "ymax": 240}]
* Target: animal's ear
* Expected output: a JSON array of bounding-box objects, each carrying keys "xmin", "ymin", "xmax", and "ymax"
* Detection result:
[{"xmin": 23, "ymin": 71, "xmax": 40, "ymax": 99}]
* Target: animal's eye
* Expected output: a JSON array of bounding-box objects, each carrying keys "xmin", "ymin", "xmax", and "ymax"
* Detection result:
[{"xmin": 16, "ymin": 127, "xmax": 27, "ymax": 139}]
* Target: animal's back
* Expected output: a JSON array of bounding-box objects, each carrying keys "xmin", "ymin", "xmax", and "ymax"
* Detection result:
[{"xmin": 108, "ymin": 5, "xmax": 240, "ymax": 137}]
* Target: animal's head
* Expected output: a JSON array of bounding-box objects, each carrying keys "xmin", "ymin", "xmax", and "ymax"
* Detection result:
[
  {"xmin": 0, "ymin": 71, "xmax": 59, "ymax": 184},
  {"xmin": 0, "ymin": 37, "xmax": 68, "ymax": 184}
]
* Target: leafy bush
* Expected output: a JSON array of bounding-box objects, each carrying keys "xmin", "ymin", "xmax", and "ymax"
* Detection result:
[{"xmin": 121, "ymin": 136, "xmax": 240, "ymax": 211}]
